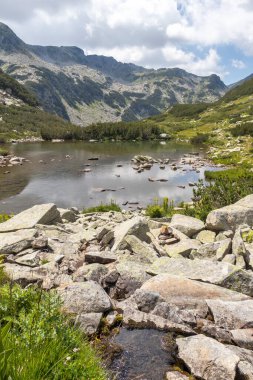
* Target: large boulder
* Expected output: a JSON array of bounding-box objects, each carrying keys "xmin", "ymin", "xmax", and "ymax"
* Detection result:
[
  {"xmin": 190, "ymin": 239, "xmax": 232, "ymax": 261},
  {"xmin": 0, "ymin": 204, "xmax": 60, "ymax": 232},
  {"xmin": 111, "ymin": 216, "xmax": 150, "ymax": 252},
  {"xmin": 58, "ymin": 281, "xmax": 112, "ymax": 314},
  {"xmin": 0, "ymin": 229, "xmax": 37, "ymax": 255},
  {"xmin": 164, "ymin": 239, "xmax": 201, "ymax": 258},
  {"xmin": 170, "ymin": 214, "xmax": 205, "ymax": 237},
  {"xmin": 147, "ymin": 257, "xmax": 237, "ymax": 285},
  {"xmin": 206, "ymin": 195, "xmax": 253, "ymax": 231},
  {"xmin": 124, "ymin": 234, "xmax": 159, "ymax": 263},
  {"xmin": 141, "ymin": 274, "xmax": 249, "ymax": 312},
  {"xmin": 114, "ymin": 260, "xmax": 151, "ymax": 298},
  {"xmin": 176, "ymin": 335, "xmax": 240, "ymax": 380},
  {"xmin": 206, "ymin": 299, "xmax": 253, "ymax": 330}
]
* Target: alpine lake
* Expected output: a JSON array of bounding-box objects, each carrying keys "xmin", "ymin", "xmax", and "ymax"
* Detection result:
[{"xmin": 0, "ymin": 140, "xmax": 217, "ymax": 214}]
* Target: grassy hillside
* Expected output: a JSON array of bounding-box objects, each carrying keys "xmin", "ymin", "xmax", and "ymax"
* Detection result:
[{"xmin": 133, "ymin": 77, "xmax": 253, "ymax": 167}]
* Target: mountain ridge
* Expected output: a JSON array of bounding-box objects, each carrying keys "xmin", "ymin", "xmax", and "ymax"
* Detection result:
[{"xmin": 0, "ymin": 22, "xmax": 227, "ymax": 125}]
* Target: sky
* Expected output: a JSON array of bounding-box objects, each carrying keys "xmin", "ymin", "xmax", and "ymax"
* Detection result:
[{"xmin": 1, "ymin": 0, "xmax": 253, "ymax": 84}]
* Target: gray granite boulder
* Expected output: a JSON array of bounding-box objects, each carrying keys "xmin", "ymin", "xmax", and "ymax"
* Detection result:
[
  {"xmin": 0, "ymin": 204, "xmax": 60, "ymax": 232},
  {"xmin": 206, "ymin": 195, "xmax": 253, "ymax": 231}
]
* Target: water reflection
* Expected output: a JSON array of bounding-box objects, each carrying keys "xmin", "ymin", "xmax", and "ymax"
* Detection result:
[{"xmin": 0, "ymin": 141, "xmax": 214, "ymax": 213}]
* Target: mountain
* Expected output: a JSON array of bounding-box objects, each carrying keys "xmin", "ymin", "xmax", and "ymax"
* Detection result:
[
  {"xmin": 124, "ymin": 75, "xmax": 253, "ymax": 167},
  {"xmin": 0, "ymin": 68, "xmax": 75, "ymax": 142},
  {"xmin": 0, "ymin": 22, "xmax": 227, "ymax": 125}
]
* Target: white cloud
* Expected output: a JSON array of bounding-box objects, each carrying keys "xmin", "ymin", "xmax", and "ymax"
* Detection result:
[
  {"xmin": 162, "ymin": 46, "xmax": 227, "ymax": 77},
  {"xmin": 231, "ymin": 59, "xmax": 246, "ymax": 69},
  {"xmin": 1, "ymin": 0, "xmax": 252, "ymax": 78}
]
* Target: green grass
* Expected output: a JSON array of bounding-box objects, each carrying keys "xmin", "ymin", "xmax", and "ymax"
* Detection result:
[
  {"xmin": 0, "ymin": 214, "xmax": 10, "ymax": 224},
  {"xmin": 0, "ymin": 148, "xmax": 9, "ymax": 156},
  {"xmin": 205, "ymin": 168, "xmax": 253, "ymax": 180},
  {"xmin": 0, "ymin": 283, "xmax": 108, "ymax": 380},
  {"xmin": 146, "ymin": 197, "xmax": 174, "ymax": 218},
  {"xmin": 82, "ymin": 201, "xmax": 121, "ymax": 214}
]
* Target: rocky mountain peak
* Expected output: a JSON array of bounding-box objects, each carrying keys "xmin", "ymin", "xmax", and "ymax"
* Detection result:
[{"xmin": 0, "ymin": 22, "xmax": 27, "ymax": 54}]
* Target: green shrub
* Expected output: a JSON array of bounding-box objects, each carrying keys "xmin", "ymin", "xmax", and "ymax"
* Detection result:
[
  {"xmin": 0, "ymin": 214, "xmax": 11, "ymax": 223},
  {"xmin": 0, "ymin": 148, "xmax": 9, "ymax": 157},
  {"xmin": 146, "ymin": 205, "xmax": 164, "ymax": 218},
  {"xmin": 191, "ymin": 176, "xmax": 253, "ymax": 220},
  {"xmin": 230, "ymin": 122, "xmax": 253, "ymax": 137},
  {"xmin": 82, "ymin": 201, "xmax": 121, "ymax": 214},
  {"xmin": 146, "ymin": 198, "xmax": 174, "ymax": 218},
  {"xmin": 190, "ymin": 133, "xmax": 209, "ymax": 144},
  {"xmin": 169, "ymin": 103, "xmax": 210, "ymax": 118},
  {"xmin": 0, "ymin": 284, "xmax": 107, "ymax": 380}
]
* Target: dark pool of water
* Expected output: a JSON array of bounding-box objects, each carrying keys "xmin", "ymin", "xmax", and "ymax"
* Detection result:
[
  {"xmin": 110, "ymin": 328, "xmax": 173, "ymax": 380},
  {"xmin": 0, "ymin": 141, "xmax": 215, "ymax": 213}
]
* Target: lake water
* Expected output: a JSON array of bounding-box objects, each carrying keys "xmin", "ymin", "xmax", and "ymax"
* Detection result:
[
  {"xmin": 0, "ymin": 141, "xmax": 215, "ymax": 214},
  {"xmin": 110, "ymin": 328, "xmax": 173, "ymax": 380}
]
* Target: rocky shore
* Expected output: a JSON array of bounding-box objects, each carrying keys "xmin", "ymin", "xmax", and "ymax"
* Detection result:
[{"xmin": 1, "ymin": 197, "xmax": 253, "ymax": 379}]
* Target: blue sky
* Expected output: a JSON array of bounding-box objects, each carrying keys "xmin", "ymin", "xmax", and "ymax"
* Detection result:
[{"xmin": 1, "ymin": 0, "xmax": 253, "ymax": 84}]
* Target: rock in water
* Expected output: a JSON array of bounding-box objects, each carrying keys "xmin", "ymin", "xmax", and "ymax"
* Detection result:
[{"xmin": 0, "ymin": 204, "xmax": 60, "ymax": 232}]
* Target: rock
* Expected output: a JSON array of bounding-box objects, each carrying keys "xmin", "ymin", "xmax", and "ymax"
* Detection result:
[
  {"xmin": 75, "ymin": 312, "xmax": 102, "ymax": 335},
  {"xmin": 124, "ymin": 234, "xmax": 159, "ymax": 263},
  {"xmin": 141, "ymin": 274, "xmax": 248, "ymax": 312},
  {"xmin": 3, "ymin": 262, "xmax": 56, "ymax": 287},
  {"xmin": 31, "ymin": 236, "xmax": 48, "ymax": 249},
  {"xmin": 166, "ymin": 372, "xmax": 189, "ymax": 380},
  {"xmin": 72, "ymin": 264, "xmax": 108, "ymax": 283},
  {"xmin": 133, "ymin": 289, "xmax": 160, "ymax": 312},
  {"xmin": 165, "ymin": 239, "xmax": 201, "ymax": 258},
  {"xmin": 58, "ymin": 282, "xmax": 112, "ymax": 314},
  {"xmin": 232, "ymin": 228, "xmax": 248, "ymax": 267},
  {"xmin": 220, "ymin": 269, "xmax": 253, "ymax": 297},
  {"xmin": 122, "ymin": 307, "xmax": 194, "ymax": 335},
  {"xmin": 96, "ymin": 226, "xmax": 112, "ymax": 241},
  {"xmin": 114, "ymin": 260, "xmax": 151, "ymax": 298},
  {"xmin": 216, "ymin": 230, "xmax": 233, "ymax": 241},
  {"xmin": 147, "ymin": 257, "xmax": 237, "ymax": 285},
  {"xmin": 170, "ymin": 214, "xmax": 205, "ymax": 237},
  {"xmin": 15, "ymin": 251, "xmax": 39, "ymax": 267},
  {"xmin": 222, "ymin": 253, "xmax": 236, "ymax": 264},
  {"xmin": 176, "ymin": 335, "xmax": 240, "ymax": 380},
  {"xmin": 105, "ymin": 311, "xmax": 119, "ymax": 327},
  {"xmin": 237, "ymin": 360, "xmax": 253, "ymax": 379},
  {"xmin": 0, "ymin": 204, "xmax": 60, "ymax": 232},
  {"xmin": 206, "ymin": 194, "xmax": 253, "ymax": 231},
  {"xmin": 111, "ymin": 216, "xmax": 150, "ymax": 252},
  {"xmin": 0, "ymin": 229, "xmax": 37, "ymax": 255},
  {"xmin": 58, "ymin": 208, "xmax": 77, "ymax": 222},
  {"xmin": 190, "ymin": 238, "xmax": 232, "ymax": 261},
  {"xmin": 231, "ymin": 329, "xmax": 253, "ymax": 350},
  {"xmin": 225, "ymin": 345, "xmax": 253, "ymax": 379},
  {"xmin": 196, "ymin": 229, "xmax": 216, "ymax": 243},
  {"xmin": 84, "ymin": 251, "xmax": 117, "ymax": 264},
  {"xmin": 206, "ymin": 299, "xmax": 253, "ymax": 330},
  {"xmin": 198, "ymin": 319, "xmax": 233, "ymax": 344}
]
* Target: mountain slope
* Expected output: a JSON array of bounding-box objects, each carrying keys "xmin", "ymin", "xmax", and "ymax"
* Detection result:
[
  {"xmin": 130, "ymin": 76, "xmax": 253, "ymax": 167},
  {"xmin": 0, "ymin": 22, "xmax": 227, "ymax": 125},
  {"xmin": 0, "ymin": 68, "xmax": 75, "ymax": 141}
]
